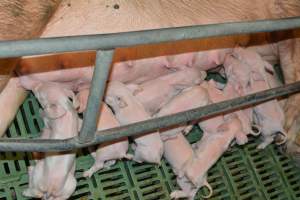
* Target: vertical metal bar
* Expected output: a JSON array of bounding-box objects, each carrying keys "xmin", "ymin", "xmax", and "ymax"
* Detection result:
[{"xmin": 79, "ymin": 49, "xmax": 114, "ymax": 143}]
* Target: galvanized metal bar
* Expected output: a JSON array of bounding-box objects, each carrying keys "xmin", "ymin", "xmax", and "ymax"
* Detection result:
[
  {"xmin": 0, "ymin": 17, "xmax": 299, "ymax": 58},
  {"xmin": 0, "ymin": 80, "xmax": 300, "ymax": 152},
  {"xmin": 79, "ymin": 50, "xmax": 114, "ymax": 143}
]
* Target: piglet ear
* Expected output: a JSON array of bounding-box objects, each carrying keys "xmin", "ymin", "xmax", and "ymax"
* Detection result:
[
  {"xmin": 263, "ymin": 61, "xmax": 275, "ymax": 74},
  {"xmin": 44, "ymin": 104, "xmax": 66, "ymax": 119},
  {"xmin": 105, "ymin": 95, "xmax": 128, "ymax": 109},
  {"xmin": 63, "ymin": 88, "xmax": 80, "ymax": 109}
]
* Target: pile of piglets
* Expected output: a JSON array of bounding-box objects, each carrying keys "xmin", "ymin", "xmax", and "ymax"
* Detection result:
[{"xmin": 18, "ymin": 46, "xmax": 286, "ymax": 199}]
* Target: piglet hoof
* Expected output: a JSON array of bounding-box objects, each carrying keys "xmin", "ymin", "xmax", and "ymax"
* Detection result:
[
  {"xmin": 132, "ymin": 157, "xmax": 143, "ymax": 164},
  {"xmin": 22, "ymin": 189, "xmax": 42, "ymax": 198},
  {"xmin": 170, "ymin": 190, "xmax": 189, "ymax": 199},
  {"xmin": 83, "ymin": 170, "xmax": 93, "ymax": 178},
  {"xmin": 83, "ymin": 163, "xmax": 104, "ymax": 178},
  {"xmin": 22, "ymin": 189, "xmax": 32, "ymax": 197},
  {"xmin": 124, "ymin": 153, "xmax": 133, "ymax": 160},
  {"xmin": 235, "ymin": 134, "xmax": 248, "ymax": 145},
  {"xmin": 257, "ymin": 143, "xmax": 268, "ymax": 150}
]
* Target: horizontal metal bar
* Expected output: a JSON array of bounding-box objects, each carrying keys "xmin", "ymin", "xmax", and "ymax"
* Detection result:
[
  {"xmin": 0, "ymin": 80, "xmax": 300, "ymax": 152},
  {"xmin": 0, "ymin": 17, "xmax": 300, "ymax": 58},
  {"xmin": 79, "ymin": 50, "xmax": 114, "ymax": 143}
]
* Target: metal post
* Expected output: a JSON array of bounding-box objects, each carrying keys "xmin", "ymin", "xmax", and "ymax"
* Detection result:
[{"xmin": 78, "ymin": 50, "xmax": 114, "ymax": 143}]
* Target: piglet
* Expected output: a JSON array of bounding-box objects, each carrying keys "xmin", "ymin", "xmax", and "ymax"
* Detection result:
[
  {"xmin": 83, "ymin": 103, "xmax": 132, "ymax": 177},
  {"xmin": 75, "ymin": 87, "xmax": 90, "ymax": 113},
  {"xmin": 163, "ymin": 133, "xmax": 193, "ymax": 177},
  {"xmin": 153, "ymin": 85, "xmax": 210, "ymax": 139},
  {"xmin": 246, "ymin": 44, "xmax": 278, "ymax": 65},
  {"xmin": 174, "ymin": 114, "xmax": 244, "ymax": 199},
  {"xmin": 110, "ymin": 56, "xmax": 172, "ymax": 84},
  {"xmin": 105, "ymin": 81, "xmax": 163, "ymax": 164},
  {"xmin": 127, "ymin": 68, "xmax": 206, "ymax": 115},
  {"xmin": 232, "ymin": 48, "xmax": 287, "ymax": 148},
  {"xmin": 163, "ymin": 134, "xmax": 198, "ymax": 200},
  {"xmin": 223, "ymin": 82, "xmax": 260, "ymax": 138},
  {"xmin": 249, "ymin": 78, "xmax": 286, "ymax": 149},
  {"xmin": 231, "ymin": 47, "xmax": 275, "ymax": 87},
  {"xmin": 192, "ymin": 48, "xmax": 232, "ymax": 70},
  {"xmin": 198, "ymin": 80, "xmax": 226, "ymax": 135},
  {"xmin": 0, "ymin": 77, "xmax": 28, "ymax": 137},
  {"xmin": 22, "ymin": 81, "xmax": 79, "ymax": 200},
  {"xmin": 200, "ymin": 80, "xmax": 252, "ymax": 145},
  {"xmin": 224, "ymin": 54, "xmax": 252, "ymax": 95}
]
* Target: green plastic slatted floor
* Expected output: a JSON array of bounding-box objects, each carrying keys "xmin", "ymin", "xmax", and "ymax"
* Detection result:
[{"xmin": 1, "ymin": 94, "xmax": 300, "ymax": 200}]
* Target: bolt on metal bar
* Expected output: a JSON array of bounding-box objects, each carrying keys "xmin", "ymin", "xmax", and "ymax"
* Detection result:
[
  {"xmin": 0, "ymin": 17, "xmax": 299, "ymax": 58},
  {"xmin": 0, "ymin": 80, "xmax": 300, "ymax": 152},
  {"xmin": 79, "ymin": 50, "xmax": 114, "ymax": 143}
]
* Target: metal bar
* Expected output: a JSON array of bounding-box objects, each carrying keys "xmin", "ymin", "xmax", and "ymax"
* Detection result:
[
  {"xmin": 79, "ymin": 50, "xmax": 114, "ymax": 142},
  {"xmin": 0, "ymin": 80, "xmax": 300, "ymax": 152},
  {"xmin": 0, "ymin": 17, "xmax": 299, "ymax": 58}
]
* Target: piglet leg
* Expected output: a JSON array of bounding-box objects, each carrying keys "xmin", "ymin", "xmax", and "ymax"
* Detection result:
[
  {"xmin": 170, "ymin": 176, "xmax": 198, "ymax": 200},
  {"xmin": 257, "ymin": 136, "xmax": 274, "ymax": 149},
  {"xmin": 170, "ymin": 190, "xmax": 190, "ymax": 199},
  {"xmin": 83, "ymin": 162, "xmax": 105, "ymax": 178},
  {"xmin": 23, "ymin": 163, "xmax": 44, "ymax": 198},
  {"xmin": 57, "ymin": 173, "xmax": 77, "ymax": 200}
]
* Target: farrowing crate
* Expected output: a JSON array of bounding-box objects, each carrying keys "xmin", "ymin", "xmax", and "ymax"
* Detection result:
[{"xmin": 0, "ymin": 93, "xmax": 300, "ymax": 200}]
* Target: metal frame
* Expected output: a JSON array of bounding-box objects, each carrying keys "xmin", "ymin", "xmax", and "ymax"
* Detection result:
[{"xmin": 0, "ymin": 17, "xmax": 300, "ymax": 152}]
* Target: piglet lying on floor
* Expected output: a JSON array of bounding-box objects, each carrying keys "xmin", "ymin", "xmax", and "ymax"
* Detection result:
[
  {"xmin": 105, "ymin": 81, "xmax": 163, "ymax": 164},
  {"xmin": 127, "ymin": 67, "xmax": 207, "ymax": 115},
  {"xmin": 200, "ymin": 80, "xmax": 259, "ymax": 145},
  {"xmin": 152, "ymin": 85, "xmax": 210, "ymax": 199},
  {"xmin": 22, "ymin": 81, "xmax": 79, "ymax": 200},
  {"xmin": 153, "ymin": 85, "xmax": 210, "ymax": 139},
  {"xmin": 224, "ymin": 48, "xmax": 286, "ymax": 149},
  {"xmin": 171, "ymin": 114, "xmax": 245, "ymax": 199},
  {"xmin": 83, "ymin": 102, "xmax": 132, "ymax": 178},
  {"xmin": 249, "ymin": 75, "xmax": 287, "ymax": 149},
  {"xmin": 111, "ymin": 56, "xmax": 184, "ymax": 84}
]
